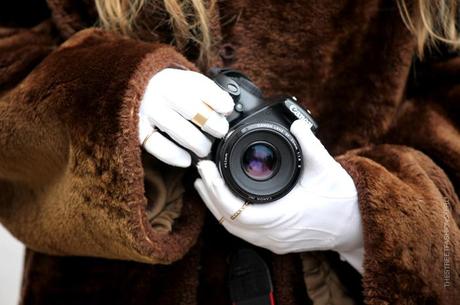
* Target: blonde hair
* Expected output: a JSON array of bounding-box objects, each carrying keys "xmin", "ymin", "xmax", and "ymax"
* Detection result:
[
  {"xmin": 397, "ymin": 0, "xmax": 460, "ymax": 57},
  {"xmin": 95, "ymin": 0, "xmax": 460, "ymax": 63},
  {"xmin": 94, "ymin": 0, "xmax": 215, "ymax": 67}
]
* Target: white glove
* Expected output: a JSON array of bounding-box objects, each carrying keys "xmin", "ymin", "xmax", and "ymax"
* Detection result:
[
  {"xmin": 194, "ymin": 119, "xmax": 364, "ymax": 273},
  {"xmin": 138, "ymin": 68, "xmax": 234, "ymax": 167}
]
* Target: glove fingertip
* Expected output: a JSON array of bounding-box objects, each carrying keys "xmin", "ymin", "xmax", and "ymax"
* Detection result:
[
  {"xmin": 197, "ymin": 160, "xmax": 219, "ymax": 176},
  {"xmin": 219, "ymin": 92, "xmax": 236, "ymax": 115},
  {"xmin": 176, "ymin": 157, "xmax": 192, "ymax": 168},
  {"xmin": 193, "ymin": 178, "xmax": 204, "ymax": 190},
  {"xmin": 202, "ymin": 113, "xmax": 229, "ymax": 138},
  {"xmin": 290, "ymin": 119, "xmax": 326, "ymax": 155},
  {"xmin": 290, "ymin": 119, "xmax": 313, "ymax": 136}
]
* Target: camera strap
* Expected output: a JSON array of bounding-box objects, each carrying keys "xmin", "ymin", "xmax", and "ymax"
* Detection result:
[{"xmin": 228, "ymin": 249, "xmax": 276, "ymax": 305}]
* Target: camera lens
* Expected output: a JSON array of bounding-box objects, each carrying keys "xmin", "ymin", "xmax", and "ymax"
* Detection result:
[
  {"xmin": 242, "ymin": 143, "xmax": 278, "ymax": 181},
  {"xmin": 215, "ymin": 122, "xmax": 302, "ymax": 203}
]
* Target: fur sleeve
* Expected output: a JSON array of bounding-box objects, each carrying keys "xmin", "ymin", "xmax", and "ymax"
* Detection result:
[
  {"xmin": 0, "ymin": 27, "xmax": 205, "ymax": 264},
  {"xmin": 337, "ymin": 144, "xmax": 460, "ymax": 304}
]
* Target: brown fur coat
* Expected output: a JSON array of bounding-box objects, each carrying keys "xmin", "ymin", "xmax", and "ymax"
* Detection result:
[{"xmin": 0, "ymin": 0, "xmax": 459, "ymax": 304}]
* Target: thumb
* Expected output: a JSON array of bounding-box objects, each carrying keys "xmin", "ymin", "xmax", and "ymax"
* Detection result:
[{"xmin": 290, "ymin": 119, "xmax": 335, "ymax": 176}]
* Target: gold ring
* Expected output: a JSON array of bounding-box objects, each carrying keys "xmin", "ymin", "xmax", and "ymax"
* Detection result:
[
  {"xmin": 230, "ymin": 201, "xmax": 250, "ymax": 221},
  {"xmin": 142, "ymin": 127, "xmax": 157, "ymax": 147},
  {"xmin": 191, "ymin": 103, "xmax": 213, "ymax": 128},
  {"xmin": 218, "ymin": 217, "xmax": 225, "ymax": 225}
]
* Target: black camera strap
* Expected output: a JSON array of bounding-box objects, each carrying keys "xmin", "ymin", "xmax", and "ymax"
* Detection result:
[{"xmin": 228, "ymin": 249, "xmax": 276, "ymax": 305}]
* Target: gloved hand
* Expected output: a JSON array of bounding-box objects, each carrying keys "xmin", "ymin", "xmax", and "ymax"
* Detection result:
[
  {"xmin": 138, "ymin": 68, "xmax": 234, "ymax": 167},
  {"xmin": 194, "ymin": 119, "xmax": 364, "ymax": 273}
]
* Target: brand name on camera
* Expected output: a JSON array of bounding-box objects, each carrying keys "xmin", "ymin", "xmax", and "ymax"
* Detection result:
[
  {"xmin": 288, "ymin": 103, "xmax": 313, "ymax": 128},
  {"xmin": 289, "ymin": 105, "xmax": 306, "ymax": 120}
]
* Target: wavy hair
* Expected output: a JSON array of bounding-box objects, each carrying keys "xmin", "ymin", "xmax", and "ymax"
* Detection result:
[
  {"xmin": 95, "ymin": 0, "xmax": 215, "ymax": 67},
  {"xmin": 397, "ymin": 0, "xmax": 460, "ymax": 56}
]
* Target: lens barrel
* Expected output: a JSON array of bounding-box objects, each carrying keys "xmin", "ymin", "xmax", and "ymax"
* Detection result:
[{"xmin": 215, "ymin": 122, "xmax": 302, "ymax": 203}]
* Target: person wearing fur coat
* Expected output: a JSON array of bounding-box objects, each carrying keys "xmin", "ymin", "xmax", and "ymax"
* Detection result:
[{"xmin": 0, "ymin": 0, "xmax": 459, "ymax": 304}]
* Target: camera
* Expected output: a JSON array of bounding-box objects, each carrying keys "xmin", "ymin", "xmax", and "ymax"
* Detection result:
[{"xmin": 210, "ymin": 68, "xmax": 318, "ymax": 203}]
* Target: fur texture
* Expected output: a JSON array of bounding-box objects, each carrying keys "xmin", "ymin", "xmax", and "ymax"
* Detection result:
[
  {"xmin": 0, "ymin": 0, "xmax": 459, "ymax": 304},
  {"xmin": 339, "ymin": 146, "xmax": 460, "ymax": 304},
  {"xmin": 0, "ymin": 27, "xmax": 204, "ymax": 264}
]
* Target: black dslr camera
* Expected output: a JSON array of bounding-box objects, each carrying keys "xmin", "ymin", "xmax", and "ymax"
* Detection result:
[{"xmin": 210, "ymin": 68, "xmax": 317, "ymax": 203}]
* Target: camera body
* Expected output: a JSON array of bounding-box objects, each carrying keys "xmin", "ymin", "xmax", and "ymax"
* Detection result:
[{"xmin": 211, "ymin": 68, "xmax": 318, "ymax": 203}]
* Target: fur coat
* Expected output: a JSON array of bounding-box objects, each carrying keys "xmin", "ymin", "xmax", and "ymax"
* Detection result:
[{"xmin": 0, "ymin": 0, "xmax": 459, "ymax": 304}]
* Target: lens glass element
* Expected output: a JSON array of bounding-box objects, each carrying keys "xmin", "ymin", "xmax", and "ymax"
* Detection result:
[{"xmin": 242, "ymin": 143, "xmax": 277, "ymax": 181}]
